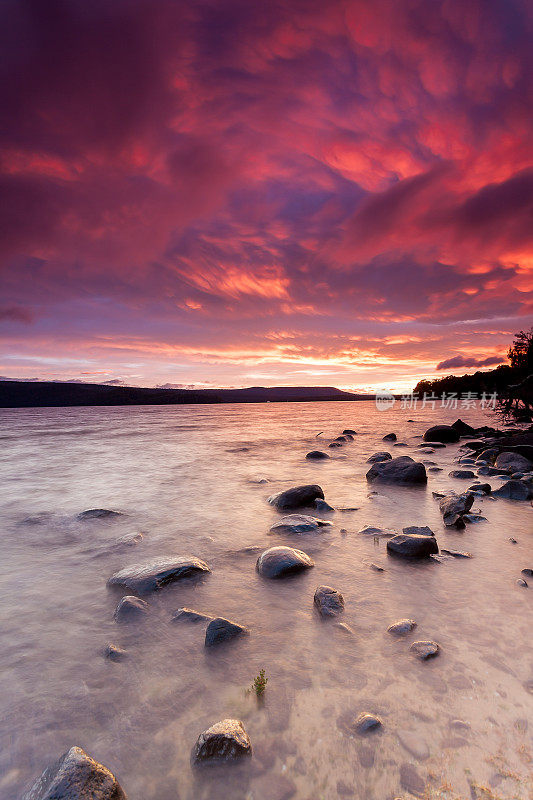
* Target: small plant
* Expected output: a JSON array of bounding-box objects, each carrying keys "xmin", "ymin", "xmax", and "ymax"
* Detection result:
[{"xmin": 252, "ymin": 668, "xmax": 268, "ymax": 696}]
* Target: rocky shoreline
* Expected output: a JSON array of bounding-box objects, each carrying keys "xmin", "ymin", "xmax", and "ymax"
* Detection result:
[{"xmin": 19, "ymin": 418, "xmax": 533, "ymax": 800}]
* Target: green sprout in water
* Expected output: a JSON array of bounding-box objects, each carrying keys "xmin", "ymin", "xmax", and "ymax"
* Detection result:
[{"xmin": 252, "ymin": 668, "xmax": 268, "ymax": 696}]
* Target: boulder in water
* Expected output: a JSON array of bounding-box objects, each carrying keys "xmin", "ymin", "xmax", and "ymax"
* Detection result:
[
  {"xmin": 366, "ymin": 451, "xmax": 392, "ymax": 464},
  {"xmin": 171, "ymin": 608, "xmax": 213, "ymax": 624},
  {"xmin": 77, "ymin": 509, "xmax": 123, "ymax": 520},
  {"xmin": 305, "ymin": 450, "xmax": 329, "ymax": 460},
  {"xmin": 438, "ymin": 493, "xmax": 474, "ymax": 527},
  {"xmin": 21, "ymin": 746, "xmax": 126, "ymax": 800},
  {"xmin": 366, "ymin": 456, "xmax": 427, "ymax": 485},
  {"xmin": 314, "ymin": 585, "xmax": 345, "ymax": 617},
  {"xmin": 492, "ymin": 480, "xmax": 533, "ymax": 500},
  {"xmin": 494, "ymin": 452, "xmax": 533, "ymax": 473},
  {"xmin": 191, "ymin": 719, "xmax": 252, "ymax": 764},
  {"xmin": 268, "ymin": 484, "xmax": 324, "ymax": 510},
  {"xmin": 449, "ymin": 470, "xmax": 475, "ymax": 479},
  {"xmin": 256, "ymin": 546, "xmax": 314, "ymax": 578},
  {"xmin": 343, "ymin": 429, "xmax": 356, "ymax": 435},
  {"xmin": 269, "ymin": 514, "xmax": 331, "ymax": 534},
  {"xmin": 108, "ymin": 556, "xmax": 210, "ymax": 593},
  {"xmin": 410, "ymin": 640, "xmax": 440, "ymax": 660},
  {"xmin": 387, "ymin": 619, "xmax": 417, "ymax": 636},
  {"xmin": 402, "ymin": 525, "xmax": 434, "ymax": 537},
  {"xmin": 205, "ymin": 617, "xmax": 249, "ymax": 647},
  {"xmin": 387, "ymin": 534, "xmax": 438, "ymax": 558},
  {"xmin": 382, "ymin": 433, "xmax": 397, "ymax": 441},
  {"xmin": 103, "ymin": 644, "xmax": 127, "ymax": 662},
  {"xmin": 423, "ymin": 425, "xmax": 460, "ymax": 443},
  {"xmin": 352, "ymin": 713, "xmax": 382, "ymax": 733}
]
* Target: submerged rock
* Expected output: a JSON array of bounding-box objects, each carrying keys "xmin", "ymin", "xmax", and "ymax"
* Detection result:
[
  {"xmin": 382, "ymin": 433, "xmax": 397, "ymax": 441},
  {"xmin": 353, "ymin": 713, "xmax": 382, "ymax": 733},
  {"xmin": 402, "ymin": 525, "xmax": 434, "ymax": 537},
  {"xmin": 449, "ymin": 470, "xmax": 475, "ymax": 479},
  {"xmin": 343, "ymin": 429, "xmax": 356, "ymax": 435},
  {"xmin": 256, "ymin": 546, "xmax": 314, "ymax": 578},
  {"xmin": 438, "ymin": 493, "xmax": 474, "ymax": 527},
  {"xmin": 108, "ymin": 556, "xmax": 210, "ymax": 593},
  {"xmin": 191, "ymin": 719, "xmax": 252, "ymax": 764},
  {"xmin": 113, "ymin": 595, "xmax": 148, "ymax": 623},
  {"xmin": 22, "ymin": 746, "xmax": 126, "ymax": 800},
  {"xmin": 268, "ymin": 484, "xmax": 324, "ymax": 510},
  {"xmin": 205, "ymin": 617, "xmax": 249, "ymax": 647},
  {"xmin": 440, "ymin": 548, "xmax": 473, "ymax": 558},
  {"xmin": 171, "ymin": 608, "xmax": 213, "ymax": 624},
  {"xmin": 366, "ymin": 456, "xmax": 427, "ymax": 485},
  {"xmin": 77, "ymin": 509, "xmax": 123, "ymax": 520},
  {"xmin": 387, "ymin": 534, "xmax": 438, "ymax": 558},
  {"xmin": 314, "ymin": 498, "xmax": 335, "ymax": 512},
  {"xmin": 423, "ymin": 425, "xmax": 460, "ymax": 443},
  {"xmin": 103, "ymin": 644, "xmax": 127, "ymax": 662},
  {"xmin": 358, "ymin": 525, "xmax": 397, "ymax": 538},
  {"xmin": 468, "ymin": 483, "xmax": 491, "ymax": 494},
  {"xmin": 305, "ymin": 450, "xmax": 329, "ymax": 460},
  {"xmin": 366, "ymin": 451, "xmax": 392, "ymax": 464},
  {"xmin": 410, "ymin": 640, "xmax": 440, "ymax": 660},
  {"xmin": 270, "ymin": 514, "xmax": 331, "ymax": 535},
  {"xmin": 314, "ymin": 585, "xmax": 345, "ymax": 617},
  {"xmin": 387, "ymin": 619, "xmax": 417, "ymax": 636},
  {"xmin": 329, "ymin": 441, "xmax": 343, "ymax": 448}
]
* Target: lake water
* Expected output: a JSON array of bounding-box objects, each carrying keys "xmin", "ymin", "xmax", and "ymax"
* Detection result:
[{"xmin": 0, "ymin": 401, "xmax": 531, "ymax": 800}]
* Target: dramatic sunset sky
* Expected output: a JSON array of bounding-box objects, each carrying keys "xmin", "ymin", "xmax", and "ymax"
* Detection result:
[{"xmin": 1, "ymin": 0, "xmax": 532, "ymax": 391}]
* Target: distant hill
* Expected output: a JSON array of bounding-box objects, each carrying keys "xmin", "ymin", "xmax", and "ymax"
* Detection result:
[{"xmin": 0, "ymin": 381, "xmax": 373, "ymax": 408}]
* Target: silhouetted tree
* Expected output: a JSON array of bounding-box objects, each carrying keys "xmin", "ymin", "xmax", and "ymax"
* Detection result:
[{"xmin": 507, "ymin": 326, "xmax": 533, "ymax": 370}]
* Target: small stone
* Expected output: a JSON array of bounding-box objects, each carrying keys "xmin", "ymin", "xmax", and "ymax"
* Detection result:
[
  {"xmin": 305, "ymin": 450, "xmax": 329, "ymax": 460},
  {"xmin": 256, "ymin": 546, "xmax": 314, "ymax": 578},
  {"xmin": 270, "ymin": 514, "xmax": 331, "ymax": 534},
  {"xmin": 440, "ymin": 549, "xmax": 472, "ymax": 558},
  {"xmin": 366, "ymin": 451, "xmax": 392, "ymax": 463},
  {"xmin": 369, "ymin": 563, "xmax": 385, "ymax": 572},
  {"xmin": 522, "ymin": 568, "xmax": 533, "ymax": 576},
  {"xmin": 268, "ymin": 484, "xmax": 325, "ymax": 510},
  {"xmin": 387, "ymin": 534, "xmax": 438, "ymax": 558},
  {"xmin": 449, "ymin": 470, "xmax": 475, "ymax": 479},
  {"xmin": 314, "ymin": 498, "xmax": 335, "ymax": 512},
  {"xmin": 77, "ymin": 509, "xmax": 123, "ymax": 519},
  {"xmin": 383, "ymin": 433, "xmax": 397, "ymax": 441},
  {"xmin": 387, "ymin": 619, "xmax": 417, "ymax": 636},
  {"xmin": 171, "ymin": 607, "xmax": 213, "ymax": 624},
  {"xmin": 191, "ymin": 719, "xmax": 252, "ymax": 763},
  {"xmin": 353, "ymin": 712, "xmax": 382, "ymax": 733},
  {"xmin": 516, "ymin": 578, "xmax": 528, "ymax": 588},
  {"xmin": 343, "ymin": 429, "xmax": 356, "ymax": 435},
  {"xmin": 113, "ymin": 595, "xmax": 148, "ymax": 623},
  {"xmin": 103, "ymin": 644, "xmax": 127, "ymax": 662},
  {"xmin": 410, "ymin": 640, "xmax": 440, "ymax": 660},
  {"xmin": 314, "ymin": 585, "xmax": 345, "ymax": 617}
]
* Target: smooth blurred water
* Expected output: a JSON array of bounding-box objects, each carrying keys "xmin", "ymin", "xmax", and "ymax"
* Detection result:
[{"xmin": 0, "ymin": 401, "xmax": 531, "ymax": 800}]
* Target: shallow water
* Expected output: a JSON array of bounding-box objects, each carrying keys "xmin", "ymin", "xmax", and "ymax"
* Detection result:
[{"xmin": 0, "ymin": 401, "xmax": 531, "ymax": 800}]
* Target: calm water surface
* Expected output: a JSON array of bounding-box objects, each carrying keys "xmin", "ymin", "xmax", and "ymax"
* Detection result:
[{"xmin": 0, "ymin": 402, "xmax": 531, "ymax": 800}]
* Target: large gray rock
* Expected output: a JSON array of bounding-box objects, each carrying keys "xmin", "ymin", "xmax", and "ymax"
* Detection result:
[
  {"xmin": 269, "ymin": 514, "xmax": 331, "ymax": 535},
  {"xmin": 492, "ymin": 480, "xmax": 533, "ymax": 500},
  {"xmin": 366, "ymin": 456, "xmax": 427, "ymax": 485},
  {"xmin": 366, "ymin": 451, "xmax": 392, "ymax": 464},
  {"xmin": 423, "ymin": 425, "xmax": 460, "ymax": 443},
  {"xmin": 438, "ymin": 493, "xmax": 474, "ymax": 526},
  {"xmin": 22, "ymin": 746, "xmax": 126, "ymax": 800},
  {"xmin": 494, "ymin": 452, "xmax": 533, "ymax": 473},
  {"xmin": 314, "ymin": 585, "xmax": 344, "ymax": 617},
  {"xmin": 256, "ymin": 546, "xmax": 314, "ymax": 578},
  {"xmin": 268, "ymin": 485, "xmax": 324, "ymax": 510},
  {"xmin": 387, "ymin": 534, "xmax": 438, "ymax": 558},
  {"xmin": 108, "ymin": 556, "xmax": 210, "ymax": 593},
  {"xmin": 205, "ymin": 617, "xmax": 249, "ymax": 647},
  {"xmin": 191, "ymin": 719, "xmax": 252, "ymax": 764},
  {"xmin": 113, "ymin": 595, "xmax": 148, "ymax": 623}
]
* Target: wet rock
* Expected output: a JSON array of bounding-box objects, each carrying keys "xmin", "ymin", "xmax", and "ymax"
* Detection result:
[
  {"xmin": 492, "ymin": 480, "xmax": 533, "ymax": 500},
  {"xmin": 418, "ymin": 441, "xmax": 446, "ymax": 449},
  {"xmin": 269, "ymin": 514, "xmax": 331, "ymax": 535},
  {"xmin": 113, "ymin": 595, "xmax": 148, "ymax": 623},
  {"xmin": 108, "ymin": 556, "xmax": 210, "ymax": 594},
  {"xmin": 400, "ymin": 763, "xmax": 426, "ymax": 797},
  {"xmin": 191, "ymin": 719, "xmax": 252, "ymax": 764},
  {"xmin": 268, "ymin": 484, "xmax": 324, "ymax": 510},
  {"xmin": 402, "ymin": 525, "xmax": 434, "ymax": 537},
  {"xmin": 440, "ymin": 548, "xmax": 472, "ymax": 558},
  {"xmin": 305, "ymin": 450, "xmax": 329, "ymax": 460},
  {"xmin": 423, "ymin": 425, "xmax": 460, "ymax": 443},
  {"xmin": 394, "ymin": 442, "xmax": 408, "ymax": 447},
  {"xmin": 494, "ymin": 452, "xmax": 532, "ymax": 473},
  {"xmin": 171, "ymin": 608, "xmax": 213, "ymax": 624},
  {"xmin": 428, "ymin": 467, "xmax": 443, "ymax": 472},
  {"xmin": 383, "ymin": 433, "xmax": 397, "ymax": 441},
  {"xmin": 516, "ymin": 578, "xmax": 528, "ymax": 588},
  {"xmin": 462, "ymin": 513, "xmax": 487, "ymax": 523},
  {"xmin": 369, "ymin": 563, "xmax": 385, "ymax": 572},
  {"xmin": 116, "ymin": 532, "xmax": 143, "ymax": 547},
  {"xmin": 22, "ymin": 746, "xmax": 126, "ymax": 800},
  {"xmin": 387, "ymin": 534, "xmax": 438, "ymax": 558},
  {"xmin": 476, "ymin": 447, "xmax": 500, "ymax": 461},
  {"xmin": 522, "ymin": 568, "xmax": 533, "ymax": 576},
  {"xmin": 343, "ymin": 429, "xmax": 356, "ymax": 435},
  {"xmin": 410, "ymin": 640, "xmax": 440, "ymax": 660},
  {"xmin": 329, "ymin": 441, "xmax": 343, "ymax": 448},
  {"xmin": 256, "ymin": 546, "xmax": 314, "ymax": 578},
  {"xmin": 366, "ymin": 456, "xmax": 427, "ymax": 485},
  {"xmin": 358, "ymin": 525, "xmax": 397, "ymax": 538},
  {"xmin": 449, "ymin": 470, "xmax": 475, "ymax": 479},
  {"xmin": 451, "ymin": 419, "xmax": 477, "ymax": 436},
  {"xmin": 205, "ymin": 617, "xmax": 250, "ymax": 646},
  {"xmin": 398, "ymin": 730, "xmax": 430, "ymax": 760},
  {"xmin": 387, "ymin": 619, "xmax": 417, "ymax": 636},
  {"xmin": 366, "ymin": 451, "xmax": 392, "ymax": 463},
  {"xmin": 314, "ymin": 498, "xmax": 335, "ymax": 512},
  {"xmin": 334, "ymin": 622, "xmax": 354, "ymax": 634},
  {"xmin": 103, "ymin": 644, "xmax": 127, "ymax": 662},
  {"xmin": 77, "ymin": 509, "xmax": 123, "ymax": 520},
  {"xmin": 353, "ymin": 712, "xmax": 382, "ymax": 733},
  {"xmin": 335, "ymin": 435, "xmax": 348, "ymax": 442},
  {"xmin": 438, "ymin": 492, "xmax": 474, "ymax": 527},
  {"xmin": 468, "ymin": 483, "xmax": 491, "ymax": 494},
  {"xmin": 314, "ymin": 585, "xmax": 345, "ymax": 617}
]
